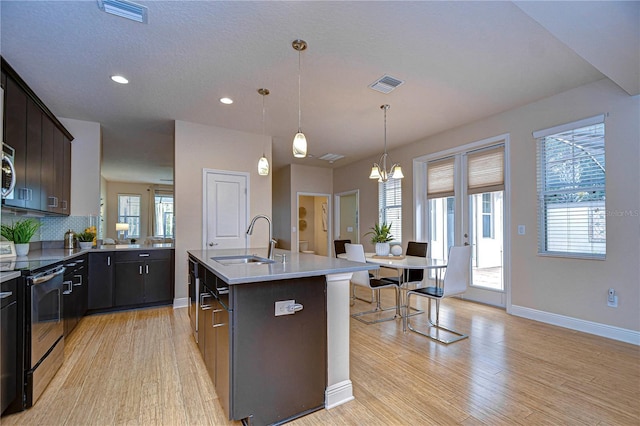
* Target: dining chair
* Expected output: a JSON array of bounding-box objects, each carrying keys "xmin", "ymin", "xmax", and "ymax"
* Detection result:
[
  {"xmin": 404, "ymin": 245, "xmax": 471, "ymax": 343},
  {"xmin": 345, "ymin": 243, "xmax": 399, "ymax": 324},
  {"xmin": 382, "ymin": 241, "xmax": 428, "ymax": 285},
  {"xmin": 336, "ymin": 239, "xmax": 376, "ymax": 304}
]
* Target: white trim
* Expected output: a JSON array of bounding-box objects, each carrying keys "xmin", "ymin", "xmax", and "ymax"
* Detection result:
[
  {"xmin": 532, "ymin": 114, "xmax": 605, "ymax": 139},
  {"xmin": 325, "ymin": 379, "xmax": 355, "ymax": 409},
  {"xmin": 511, "ymin": 305, "xmax": 640, "ymax": 346},
  {"xmin": 173, "ymin": 297, "xmax": 188, "ymax": 309}
]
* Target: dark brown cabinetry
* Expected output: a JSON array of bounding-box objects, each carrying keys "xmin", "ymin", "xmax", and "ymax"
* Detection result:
[
  {"xmin": 1, "ymin": 57, "xmax": 73, "ymax": 215},
  {"xmin": 88, "ymin": 252, "xmax": 114, "ymax": 311},
  {"xmin": 114, "ymin": 250, "xmax": 174, "ymax": 308},
  {"xmin": 62, "ymin": 256, "xmax": 88, "ymax": 337}
]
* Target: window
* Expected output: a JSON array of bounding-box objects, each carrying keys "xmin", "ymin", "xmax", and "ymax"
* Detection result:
[
  {"xmin": 118, "ymin": 194, "xmax": 141, "ymax": 238},
  {"xmin": 154, "ymin": 193, "xmax": 174, "ymax": 238},
  {"xmin": 534, "ymin": 115, "xmax": 606, "ymax": 258},
  {"xmin": 378, "ymin": 179, "xmax": 401, "ymax": 243},
  {"xmin": 482, "ymin": 193, "xmax": 493, "ymax": 238}
]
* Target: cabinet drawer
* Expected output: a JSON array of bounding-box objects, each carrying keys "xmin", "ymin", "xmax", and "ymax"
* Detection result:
[{"xmin": 115, "ymin": 249, "xmax": 172, "ymax": 262}]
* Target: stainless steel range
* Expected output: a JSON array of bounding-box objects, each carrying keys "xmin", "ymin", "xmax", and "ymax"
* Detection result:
[{"xmin": 24, "ymin": 265, "xmax": 65, "ymax": 407}]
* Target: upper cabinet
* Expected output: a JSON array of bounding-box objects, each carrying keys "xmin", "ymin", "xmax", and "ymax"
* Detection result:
[{"xmin": 2, "ymin": 57, "xmax": 73, "ymax": 215}]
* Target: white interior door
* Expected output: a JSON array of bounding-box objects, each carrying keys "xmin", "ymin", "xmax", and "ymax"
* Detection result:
[{"xmin": 203, "ymin": 169, "xmax": 248, "ymax": 250}]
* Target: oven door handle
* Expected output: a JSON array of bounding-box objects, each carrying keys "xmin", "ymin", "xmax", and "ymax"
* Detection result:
[{"xmin": 31, "ymin": 266, "xmax": 66, "ymax": 284}]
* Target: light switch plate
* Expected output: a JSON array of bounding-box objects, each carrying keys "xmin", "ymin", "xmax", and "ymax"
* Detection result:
[
  {"xmin": 275, "ymin": 300, "xmax": 295, "ymax": 316},
  {"xmin": 517, "ymin": 225, "xmax": 526, "ymax": 235}
]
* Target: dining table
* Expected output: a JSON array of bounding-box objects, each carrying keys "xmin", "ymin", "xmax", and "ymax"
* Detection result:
[{"xmin": 340, "ymin": 252, "xmax": 448, "ymax": 328}]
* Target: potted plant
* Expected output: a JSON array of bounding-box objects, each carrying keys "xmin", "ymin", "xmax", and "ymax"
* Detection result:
[
  {"xmin": 0, "ymin": 218, "xmax": 42, "ymax": 256},
  {"xmin": 76, "ymin": 231, "xmax": 96, "ymax": 250},
  {"xmin": 364, "ymin": 222, "xmax": 394, "ymax": 256}
]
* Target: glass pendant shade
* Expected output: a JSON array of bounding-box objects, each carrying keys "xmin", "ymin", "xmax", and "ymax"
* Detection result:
[
  {"xmin": 369, "ymin": 165, "xmax": 381, "ymax": 180},
  {"xmin": 391, "ymin": 165, "xmax": 404, "ymax": 179},
  {"xmin": 258, "ymin": 155, "xmax": 269, "ymax": 176},
  {"xmin": 292, "ymin": 132, "xmax": 307, "ymax": 158}
]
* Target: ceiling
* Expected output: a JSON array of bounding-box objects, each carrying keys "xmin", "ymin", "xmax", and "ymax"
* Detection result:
[{"xmin": 1, "ymin": 1, "xmax": 638, "ymax": 184}]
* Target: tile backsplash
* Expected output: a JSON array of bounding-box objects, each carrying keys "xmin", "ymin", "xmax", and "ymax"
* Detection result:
[{"xmin": 1, "ymin": 213, "xmax": 96, "ymax": 242}]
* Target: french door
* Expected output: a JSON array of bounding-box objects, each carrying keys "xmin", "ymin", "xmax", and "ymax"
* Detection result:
[{"xmin": 418, "ymin": 136, "xmax": 509, "ymax": 307}]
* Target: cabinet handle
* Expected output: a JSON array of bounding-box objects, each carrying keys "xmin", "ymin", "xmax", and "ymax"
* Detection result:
[
  {"xmin": 200, "ymin": 293, "xmax": 213, "ymax": 309},
  {"xmin": 48, "ymin": 196, "xmax": 58, "ymax": 208},
  {"xmin": 107, "ymin": 256, "xmax": 111, "ymax": 266},
  {"xmin": 138, "ymin": 253, "xmax": 150, "ymax": 257},
  {"xmin": 145, "ymin": 265, "xmax": 149, "ymax": 274},
  {"xmin": 62, "ymin": 200, "xmax": 68, "ymax": 210},
  {"xmin": 63, "ymin": 280, "xmax": 73, "ymax": 294},
  {"xmin": 139, "ymin": 265, "xmax": 143, "ymax": 275},
  {"xmin": 212, "ymin": 310, "xmax": 226, "ymax": 328},
  {"xmin": 73, "ymin": 274, "xmax": 83, "ymax": 286}
]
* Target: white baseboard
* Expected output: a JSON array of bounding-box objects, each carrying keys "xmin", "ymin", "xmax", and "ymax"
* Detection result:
[
  {"xmin": 511, "ymin": 305, "xmax": 640, "ymax": 345},
  {"xmin": 173, "ymin": 297, "xmax": 188, "ymax": 309},
  {"xmin": 325, "ymin": 380, "xmax": 354, "ymax": 409}
]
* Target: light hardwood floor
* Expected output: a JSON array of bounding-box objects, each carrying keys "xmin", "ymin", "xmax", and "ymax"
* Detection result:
[{"xmin": 3, "ymin": 294, "xmax": 639, "ymax": 425}]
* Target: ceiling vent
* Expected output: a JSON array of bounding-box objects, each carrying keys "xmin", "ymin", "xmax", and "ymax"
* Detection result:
[
  {"xmin": 98, "ymin": 0, "xmax": 148, "ymax": 23},
  {"xmin": 318, "ymin": 153, "xmax": 345, "ymax": 163},
  {"xmin": 369, "ymin": 75, "xmax": 404, "ymax": 94}
]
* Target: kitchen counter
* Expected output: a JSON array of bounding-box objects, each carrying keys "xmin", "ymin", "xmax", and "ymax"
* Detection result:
[
  {"xmin": 188, "ymin": 247, "xmax": 376, "ymax": 285},
  {"xmin": 1, "ymin": 243, "xmax": 174, "ymax": 272}
]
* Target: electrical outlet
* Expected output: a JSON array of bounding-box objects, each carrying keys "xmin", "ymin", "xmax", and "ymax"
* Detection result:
[
  {"xmin": 607, "ymin": 288, "xmax": 618, "ymax": 308},
  {"xmin": 275, "ymin": 300, "xmax": 296, "ymax": 316},
  {"xmin": 517, "ymin": 225, "xmax": 526, "ymax": 235}
]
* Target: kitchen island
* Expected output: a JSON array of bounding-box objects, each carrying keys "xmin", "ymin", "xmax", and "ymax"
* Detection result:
[{"xmin": 188, "ymin": 248, "xmax": 377, "ymax": 426}]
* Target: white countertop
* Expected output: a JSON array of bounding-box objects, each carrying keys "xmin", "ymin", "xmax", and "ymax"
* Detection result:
[{"xmin": 188, "ymin": 248, "xmax": 377, "ymax": 285}]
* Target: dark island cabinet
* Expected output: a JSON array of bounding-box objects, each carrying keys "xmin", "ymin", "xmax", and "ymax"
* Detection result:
[
  {"xmin": 114, "ymin": 250, "xmax": 174, "ymax": 308},
  {"xmin": 88, "ymin": 252, "xmax": 114, "ymax": 311}
]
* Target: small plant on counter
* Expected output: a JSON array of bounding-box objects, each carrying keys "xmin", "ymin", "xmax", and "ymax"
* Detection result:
[
  {"xmin": 0, "ymin": 218, "xmax": 42, "ymax": 244},
  {"xmin": 76, "ymin": 231, "xmax": 96, "ymax": 242}
]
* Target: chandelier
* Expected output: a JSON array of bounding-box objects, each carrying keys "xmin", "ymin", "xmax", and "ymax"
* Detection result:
[{"xmin": 369, "ymin": 104, "xmax": 403, "ymax": 182}]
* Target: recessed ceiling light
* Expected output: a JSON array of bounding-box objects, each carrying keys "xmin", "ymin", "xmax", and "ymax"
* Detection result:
[
  {"xmin": 220, "ymin": 97, "xmax": 233, "ymax": 105},
  {"xmin": 111, "ymin": 75, "xmax": 129, "ymax": 84}
]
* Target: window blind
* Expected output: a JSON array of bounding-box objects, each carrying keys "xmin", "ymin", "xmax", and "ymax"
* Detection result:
[
  {"xmin": 379, "ymin": 179, "xmax": 402, "ymax": 242},
  {"xmin": 427, "ymin": 157, "xmax": 455, "ymax": 198},
  {"xmin": 535, "ymin": 118, "xmax": 606, "ymax": 258},
  {"xmin": 467, "ymin": 145, "xmax": 504, "ymax": 195}
]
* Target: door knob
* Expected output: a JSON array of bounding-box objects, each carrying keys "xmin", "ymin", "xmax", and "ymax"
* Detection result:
[{"xmin": 209, "ymin": 242, "xmax": 218, "ymax": 247}]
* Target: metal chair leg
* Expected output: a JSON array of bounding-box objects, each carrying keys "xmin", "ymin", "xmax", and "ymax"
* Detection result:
[
  {"xmin": 351, "ymin": 287, "xmax": 399, "ymax": 324},
  {"xmin": 404, "ymin": 293, "xmax": 468, "ymax": 344}
]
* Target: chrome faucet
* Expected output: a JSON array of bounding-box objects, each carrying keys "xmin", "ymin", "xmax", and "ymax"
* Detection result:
[{"xmin": 246, "ymin": 214, "xmax": 276, "ymax": 260}]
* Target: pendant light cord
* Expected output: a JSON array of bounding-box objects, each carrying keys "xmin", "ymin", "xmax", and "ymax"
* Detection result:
[{"xmin": 298, "ymin": 49, "xmax": 302, "ymax": 132}]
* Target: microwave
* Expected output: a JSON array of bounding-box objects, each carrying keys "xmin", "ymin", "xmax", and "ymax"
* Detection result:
[{"xmin": 2, "ymin": 143, "xmax": 16, "ymax": 199}]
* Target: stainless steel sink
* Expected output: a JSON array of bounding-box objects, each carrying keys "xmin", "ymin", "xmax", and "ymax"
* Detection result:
[{"xmin": 211, "ymin": 255, "xmax": 275, "ymax": 265}]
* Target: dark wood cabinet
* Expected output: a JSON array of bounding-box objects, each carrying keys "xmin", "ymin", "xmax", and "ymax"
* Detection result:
[
  {"xmin": 88, "ymin": 252, "xmax": 114, "ymax": 311},
  {"xmin": 114, "ymin": 250, "xmax": 174, "ymax": 308},
  {"xmin": 3, "ymin": 75, "xmax": 27, "ymax": 209},
  {"xmin": 1, "ymin": 57, "xmax": 73, "ymax": 215},
  {"xmin": 62, "ymin": 255, "xmax": 88, "ymax": 337}
]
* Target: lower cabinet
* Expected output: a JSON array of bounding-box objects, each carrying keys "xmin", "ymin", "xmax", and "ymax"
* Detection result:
[
  {"xmin": 114, "ymin": 250, "xmax": 174, "ymax": 307},
  {"xmin": 89, "ymin": 249, "xmax": 174, "ymax": 312},
  {"xmin": 88, "ymin": 252, "xmax": 114, "ymax": 310},
  {"xmin": 62, "ymin": 255, "xmax": 88, "ymax": 337}
]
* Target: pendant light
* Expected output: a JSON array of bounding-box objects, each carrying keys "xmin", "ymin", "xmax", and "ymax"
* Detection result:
[
  {"xmin": 292, "ymin": 39, "xmax": 308, "ymax": 158},
  {"xmin": 257, "ymin": 88, "xmax": 270, "ymax": 176},
  {"xmin": 369, "ymin": 104, "xmax": 403, "ymax": 182}
]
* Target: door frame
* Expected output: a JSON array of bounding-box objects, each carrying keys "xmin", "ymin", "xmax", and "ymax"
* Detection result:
[
  {"xmin": 334, "ymin": 189, "xmax": 360, "ymax": 245},
  {"xmin": 202, "ymin": 168, "xmax": 250, "ymax": 250},
  {"xmin": 413, "ymin": 133, "xmax": 512, "ymax": 312},
  {"xmin": 297, "ymin": 192, "xmax": 331, "ymax": 256}
]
